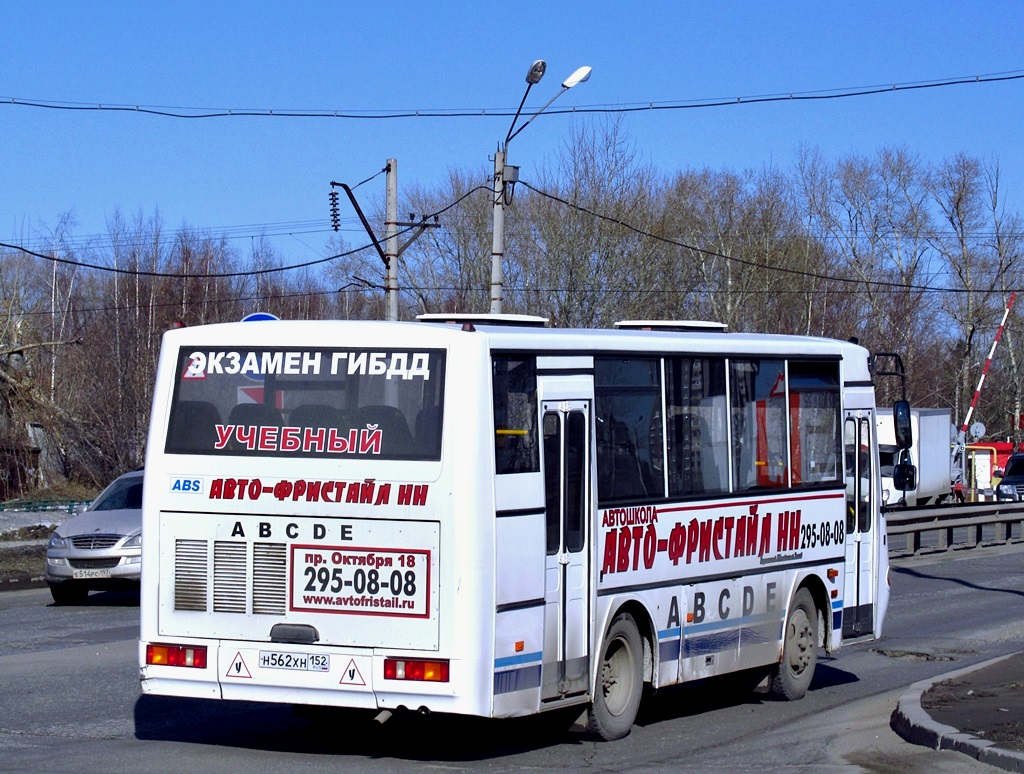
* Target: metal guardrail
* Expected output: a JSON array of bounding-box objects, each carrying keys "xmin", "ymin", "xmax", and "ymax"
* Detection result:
[
  {"xmin": 886, "ymin": 500, "xmax": 1024, "ymax": 556},
  {"xmin": 0, "ymin": 499, "xmax": 88, "ymax": 514}
]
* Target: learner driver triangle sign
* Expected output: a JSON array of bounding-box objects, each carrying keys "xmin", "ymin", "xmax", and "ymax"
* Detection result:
[
  {"xmin": 226, "ymin": 651, "xmax": 252, "ymax": 678},
  {"xmin": 339, "ymin": 658, "xmax": 365, "ymax": 686}
]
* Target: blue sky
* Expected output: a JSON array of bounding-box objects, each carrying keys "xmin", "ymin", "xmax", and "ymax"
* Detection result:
[{"xmin": 4, "ymin": 2, "xmax": 1024, "ymax": 262}]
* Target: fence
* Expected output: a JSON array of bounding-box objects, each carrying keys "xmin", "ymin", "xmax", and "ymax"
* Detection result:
[
  {"xmin": 886, "ymin": 501, "xmax": 1024, "ymax": 557},
  {"xmin": 0, "ymin": 499, "xmax": 88, "ymax": 515}
]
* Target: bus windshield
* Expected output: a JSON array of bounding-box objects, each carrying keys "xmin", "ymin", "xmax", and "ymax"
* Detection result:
[{"xmin": 164, "ymin": 346, "xmax": 446, "ymax": 461}]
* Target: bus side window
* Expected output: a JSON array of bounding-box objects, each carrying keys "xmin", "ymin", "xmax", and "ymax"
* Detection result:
[
  {"xmin": 594, "ymin": 357, "xmax": 661, "ymax": 502},
  {"xmin": 492, "ymin": 356, "xmax": 539, "ymax": 475}
]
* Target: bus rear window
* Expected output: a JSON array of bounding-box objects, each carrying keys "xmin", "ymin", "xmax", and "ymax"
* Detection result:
[{"xmin": 164, "ymin": 347, "xmax": 445, "ymax": 461}]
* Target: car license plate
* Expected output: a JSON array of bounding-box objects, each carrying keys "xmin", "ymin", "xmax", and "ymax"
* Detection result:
[
  {"xmin": 72, "ymin": 568, "xmax": 111, "ymax": 579},
  {"xmin": 258, "ymin": 650, "xmax": 330, "ymax": 672}
]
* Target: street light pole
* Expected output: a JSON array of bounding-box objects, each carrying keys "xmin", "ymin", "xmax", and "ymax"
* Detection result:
[{"xmin": 489, "ymin": 61, "xmax": 591, "ymax": 315}]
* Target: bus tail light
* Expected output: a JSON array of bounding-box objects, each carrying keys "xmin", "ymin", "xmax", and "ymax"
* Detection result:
[
  {"xmin": 146, "ymin": 643, "xmax": 208, "ymax": 669},
  {"xmin": 384, "ymin": 658, "xmax": 449, "ymax": 682}
]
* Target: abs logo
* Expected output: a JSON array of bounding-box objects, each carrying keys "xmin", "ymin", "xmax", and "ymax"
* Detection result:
[{"xmin": 170, "ymin": 477, "xmax": 204, "ymax": 494}]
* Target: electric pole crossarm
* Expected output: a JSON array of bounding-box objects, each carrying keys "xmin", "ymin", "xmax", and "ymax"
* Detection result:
[
  {"xmin": 395, "ymin": 220, "xmax": 440, "ymax": 258},
  {"xmin": 330, "ymin": 181, "xmax": 388, "ymax": 266}
]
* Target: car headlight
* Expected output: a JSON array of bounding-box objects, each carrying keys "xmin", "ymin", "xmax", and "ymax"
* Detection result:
[
  {"xmin": 47, "ymin": 533, "xmax": 67, "ymax": 550},
  {"xmin": 124, "ymin": 534, "xmax": 142, "ymax": 548}
]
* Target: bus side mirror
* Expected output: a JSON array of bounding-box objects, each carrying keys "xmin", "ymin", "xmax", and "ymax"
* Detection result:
[
  {"xmin": 892, "ymin": 446, "xmax": 917, "ymax": 492},
  {"xmin": 893, "ymin": 462, "xmax": 917, "ymax": 492},
  {"xmin": 893, "ymin": 400, "xmax": 912, "ymax": 450}
]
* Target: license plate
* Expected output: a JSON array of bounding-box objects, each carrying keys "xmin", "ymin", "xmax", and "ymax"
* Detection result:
[
  {"xmin": 72, "ymin": 568, "xmax": 111, "ymax": 579},
  {"xmin": 258, "ymin": 650, "xmax": 330, "ymax": 672}
]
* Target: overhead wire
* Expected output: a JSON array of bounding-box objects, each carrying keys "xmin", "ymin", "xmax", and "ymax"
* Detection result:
[
  {"xmin": 0, "ymin": 184, "xmax": 491, "ymax": 279},
  {"xmin": 3, "ymin": 69, "xmax": 1021, "ymax": 120},
  {"xmin": 6, "ymin": 68, "xmax": 1022, "ymax": 270}
]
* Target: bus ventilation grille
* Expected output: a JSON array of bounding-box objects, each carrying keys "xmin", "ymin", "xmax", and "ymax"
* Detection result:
[
  {"xmin": 172, "ymin": 539, "xmax": 287, "ymax": 615},
  {"xmin": 174, "ymin": 539, "xmax": 208, "ymax": 611}
]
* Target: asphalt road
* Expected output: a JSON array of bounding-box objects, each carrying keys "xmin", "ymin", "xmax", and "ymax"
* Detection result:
[{"xmin": 1, "ymin": 544, "xmax": 1022, "ymax": 772}]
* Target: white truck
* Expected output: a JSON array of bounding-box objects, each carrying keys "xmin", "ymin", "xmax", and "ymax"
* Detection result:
[{"xmin": 876, "ymin": 407, "xmax": 952, "ymax": 506}]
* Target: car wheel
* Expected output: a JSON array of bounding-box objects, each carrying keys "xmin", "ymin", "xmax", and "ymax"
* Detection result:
[{"xmin": 50, "ymin": 583, "xmax": 89, "ymax": 606}]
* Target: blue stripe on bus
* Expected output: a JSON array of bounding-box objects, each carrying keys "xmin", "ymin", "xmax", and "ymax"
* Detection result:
[
  {"xmin": 685, "ymin": 610, "xmax": 780, "ymax": 635},
  {"xmin": 680, "ymin": 611, "xmax": 783, "ymax": 658},
  {"xmin": 832, "ymin": 599, "xmax": 844, "ymax": 632},
  {"xmin": 494, "ymin": 651, "xmax": 543, "ymax": 669},
  {"xmin": 658, "ymin": 627, "xmax": 682, "ymax": 662},
  {"xmin": 682, "ymin": 624, "xmax": 783, "ymax": 657},
  {"xmin": 494, "ymin": 665, "xmax": 542, "ymax": 694},
  {"xmin": 493, "ymin": 650, "xmax": 544, "ymax": 695}
]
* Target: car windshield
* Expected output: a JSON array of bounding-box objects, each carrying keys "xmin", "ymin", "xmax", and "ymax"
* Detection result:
[
  {"xmin": 1004, "ymin": 458, "xmax": 1024, "ymax": 479},
  {"xmin": 91, "ymin": 477, "xmax": 143, "ymax": 511}
]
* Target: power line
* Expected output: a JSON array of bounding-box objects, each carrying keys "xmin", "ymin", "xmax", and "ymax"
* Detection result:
[
  {"xmin": 8, "ymin": 278, "xmax": 1019, "ymax": 326},
  {"xmin": 0, "ymin": 184, "xmax": 490, "ymax": 279},
  {"xmin": 14, "ymin": 219, "xmax": 356, "ymax": 254},
  {"xmin": 0, "ymin": 239, "xmax": 368, "ymax": 278},
  {"xmin": 3, "ymin": 69, "xmax": 1021, "ymax": 121},
  {"xmin": 518, "ymin": 180, "xmax": 1021, "ymax": 295},
  {"xmin": 4, "ymin": 176, "xmax": 1018, "ymax": 297}
]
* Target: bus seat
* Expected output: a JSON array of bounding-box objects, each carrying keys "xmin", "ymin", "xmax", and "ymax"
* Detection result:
[
  {"xmin": 415, "ymin": 405, "xmax": 441, "ymax": 438},
  {"xmin": 228, "ymin": 403, "xmax": 282, "ymax": 428},
  {"xmin": 289, "ymin": 404, "xmax": 348, "ymax": 430},
  {"xmin": 353, "ymin": 405, "xmax": 413, "ymax": 454},
  {"xmin": 414, "ymin": 405, "xmax": 442, "ymax": 456},
  {"xmin": 599, "ymin": 417, "xmax": 648, "ymax": 499},
  {"xmin": 167, "ymin": 400, "xmax": 221, "ymax": 452}
]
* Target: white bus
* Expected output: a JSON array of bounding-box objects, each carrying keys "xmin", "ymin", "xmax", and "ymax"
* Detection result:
[{"xmin": 140, "ymin": 315, "xmax": 896, "ymax": 740}]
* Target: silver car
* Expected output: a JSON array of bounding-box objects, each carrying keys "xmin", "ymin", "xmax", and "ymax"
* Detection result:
[{"xmin": 45, "ymin": 469, "xmax": 143, "ymax": 604}]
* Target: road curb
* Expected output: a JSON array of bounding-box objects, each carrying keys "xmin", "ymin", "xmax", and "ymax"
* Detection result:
[
  {"xmin": 1, "ymin": 573, "xmax": 48, "ymax": 591},
  {"xmin": 892, "ymin": 652, "xmax": 1024, "ymax": 772}
]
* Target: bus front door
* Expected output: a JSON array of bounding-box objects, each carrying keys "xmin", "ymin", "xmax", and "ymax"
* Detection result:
[
  {"xmin": 843, "ymin": 413, "xmax": 876, "ymax": 638},
  {"xmin": 541, "ymin": 400, "xmax": 591, "ymax": 701}
]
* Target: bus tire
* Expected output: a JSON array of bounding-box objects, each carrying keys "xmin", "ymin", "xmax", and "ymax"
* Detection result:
[
  {"xmin": 769, "ymin": 588, "xmax": 817, "ymax": 700},
  {"xmin": 587, "ymin": 612, "xmax": 643, "ymax": 741}
]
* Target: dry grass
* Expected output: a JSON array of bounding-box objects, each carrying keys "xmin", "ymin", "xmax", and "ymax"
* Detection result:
[{"xmin": 0, "ymin": 543, "xmax": 47, "ymax": 584}]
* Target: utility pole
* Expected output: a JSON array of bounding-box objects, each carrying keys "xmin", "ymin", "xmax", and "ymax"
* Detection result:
[
  {"xmin": 332, "ymin": 159, "xmax": 438, "ymax": 321},
  {"xmin": 489, "ymin": 149, "xmax": 506, "ymax": 314},
  {"xmin": 385, "ymin": 158, "xmax": 399, "ymax": 322}
]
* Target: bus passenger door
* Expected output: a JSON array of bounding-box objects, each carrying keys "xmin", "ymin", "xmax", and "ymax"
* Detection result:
[
  {"xmin": 541, "ymin": 400, "xmax": 591, "ymax": 701},
  {"xmin": 843, "ymin": 413, "xmax": 875, "ymax": 637}
]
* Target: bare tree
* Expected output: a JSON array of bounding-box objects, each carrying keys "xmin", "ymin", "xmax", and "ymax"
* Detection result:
[{"xmin": 929, "ymin": 154, "xmax": 1005, "ymax": 432}]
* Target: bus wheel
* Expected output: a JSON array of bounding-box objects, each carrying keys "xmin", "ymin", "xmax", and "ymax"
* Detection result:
[
  {"xmin": 587, "ymin": 612, "xmax": 643, "ymax": 741},
  {"xmin": 769, "ymin": 588, "xmax": 817, "ymax": 700}
]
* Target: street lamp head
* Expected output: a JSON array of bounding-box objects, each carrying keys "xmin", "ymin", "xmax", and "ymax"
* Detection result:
[
  {"xmin": 561, "ymin": 65, "xmax": 592, "ymax": 89},
  {"xmin": 525, "ymin": 59, "xmax": 547, "ymax": 85}
]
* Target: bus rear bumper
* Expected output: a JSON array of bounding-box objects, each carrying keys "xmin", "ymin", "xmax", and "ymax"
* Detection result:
[{"xmin": 139, "ymin": 639, "xmax": 478, "ymax": 715}]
